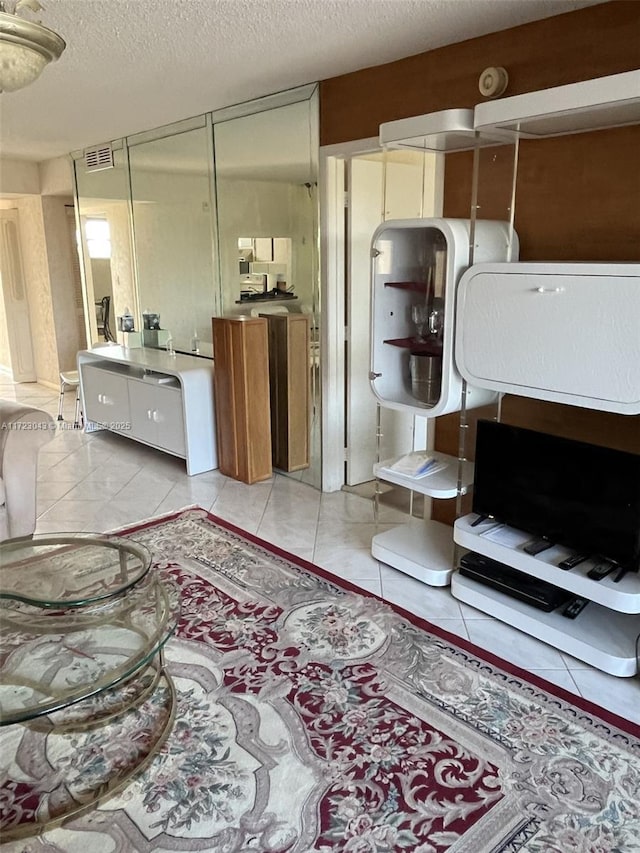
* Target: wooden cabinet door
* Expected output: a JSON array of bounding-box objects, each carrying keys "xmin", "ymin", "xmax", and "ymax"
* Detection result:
[
  {"xmin": 263, "ymin": 313, "xmax": 310, "ymax": 472},
  {"xmin": 212, "ymin": 317, "xmax": 272, "ymax": 483}
]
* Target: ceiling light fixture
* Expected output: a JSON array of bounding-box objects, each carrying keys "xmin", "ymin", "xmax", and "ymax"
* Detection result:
[{"xmin": 0, "ymin": 0, "xmax": 65, "ymax": 94}]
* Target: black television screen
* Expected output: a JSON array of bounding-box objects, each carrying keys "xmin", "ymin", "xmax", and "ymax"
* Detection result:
[{"xmin": 472, "ymin": 420, "xmax": 640, "ymax": 571}]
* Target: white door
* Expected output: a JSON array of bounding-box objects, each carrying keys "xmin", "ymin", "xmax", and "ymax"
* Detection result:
[
  {"xmin": 345, "ymin": 150, "xmax": 441, "ymax": 485},
  {"xmin": 0, "ymin": 210, "xmax": 36, "ymax": 382}
]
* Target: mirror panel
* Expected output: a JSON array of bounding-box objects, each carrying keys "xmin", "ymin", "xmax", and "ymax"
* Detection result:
[
  {"xmin": 213, "ymin": 99, "xmax": 318, "ymax": 317},
  {"xmin": 214, "ymin": 94, "xmax": 320, "ymax": 487},
  {"xmin": 73, "ymin": 87, "xmax": 321, "ymax": 488},
  {"xmin": 128, "ymin": 126, "xmax": 215, "ymax": 357},
  {"xmin": 74, "ymin": 148, "xmax": 137, "ymax": 345}
]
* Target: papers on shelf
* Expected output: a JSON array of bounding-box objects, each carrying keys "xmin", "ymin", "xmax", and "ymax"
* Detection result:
[
  {"xmin": 381, "ymin": 452, "xmax": 447, "ymax": 479},
  {"xmin": 479, "ymin": 524, "xmax": 531, "ymax": 548}
]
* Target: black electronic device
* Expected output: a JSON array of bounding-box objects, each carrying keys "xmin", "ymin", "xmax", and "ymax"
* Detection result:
[
  {"xmin": 458, "ymin": 552, "xmax": 572, "ymax": 612},
  {"xmin": 472, "ymin": 421, "xmax": 640, "ymax": 573},
  {"xmin": 586, "ymin": 561, "xmax": 616, "ymax": 581},
  {"xmin": 558, "ymin": 553, "xmax": 590, "ymax": 570},
  {"xmin": 562, "ymin": 597, "xmax": 590, "ymax": 619},
  {"xmin": 523, "ymin": 537, "xmax": 554, "ymax": 556}
]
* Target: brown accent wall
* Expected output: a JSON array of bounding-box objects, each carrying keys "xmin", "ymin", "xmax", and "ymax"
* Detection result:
[
  {"xmin": 320, "ymin": 1, "xmax": 640, "ymax": 516},
  {"xmin": 320, "ymin": 2, "xmax": 640, "ymax": 145}
]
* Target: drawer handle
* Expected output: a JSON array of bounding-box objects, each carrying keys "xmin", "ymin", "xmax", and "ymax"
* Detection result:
[{"xmin": 535, "ymin": 286, "xmax": 565, "ymax": 293}]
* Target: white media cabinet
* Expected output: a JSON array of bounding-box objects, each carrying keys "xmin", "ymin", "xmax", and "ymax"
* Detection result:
[
  {"xmin": 379, "ymin": 71, "xmax": 640, "ymax": 672},
  {"xmin": 78, "ymin": 346, "xmax": 217, "ymax": 475},
  {"xmin": 453, "ymin": 515, "xmax": 640, "ymax": 677},
  {"xmin": 446, "ymin": 72, "xmax": 640, "ymax": 675}
]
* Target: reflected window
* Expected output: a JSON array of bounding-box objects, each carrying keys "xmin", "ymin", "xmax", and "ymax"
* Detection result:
[{"xmin": 84, "ymin": 217, "xmax": 111, "ymax": 259}]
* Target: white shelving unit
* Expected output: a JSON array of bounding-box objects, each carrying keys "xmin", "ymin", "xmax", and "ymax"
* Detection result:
[
  {"xmin": 454, "ymin": 515, "xmax": 640, "ymax": 612},
  {"xmin": 453, "ymin": 515, "xmax": 640, "ymax": 676},
  {"xmin": 373, "ymin": 452, "xmax": 473, "ymax": 587},
  {"xmin": 380, "ymin": 107, "xmax": 504, "ymax": 152},
  {"xmin": 473, "ymin": 70, "xmax": 640, "ymax": 140},
  {"xmin": 374, "ymin": 452, "xmax": 473, "ymax": 500},
  {"xmin": 447, "ymin": 71, "xmax": 640, "ymax": 675},
  {"xmin": 369, "ymin": 217, "xmax": 517, "ymax": 586}
]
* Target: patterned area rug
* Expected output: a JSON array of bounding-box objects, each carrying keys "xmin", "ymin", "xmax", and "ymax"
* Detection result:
[{"xmin": 2, "ymin": 507, "xmax": 639, "ymax": 852}]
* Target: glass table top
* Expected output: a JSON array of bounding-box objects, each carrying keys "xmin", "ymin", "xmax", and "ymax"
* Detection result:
[
  {"xmin": 0, "ymin": 571, "xmax": 180, "ymax": 726},
  {"xmin": 0, "ymin": 533, "xmax": 152, "ymax": 607}
]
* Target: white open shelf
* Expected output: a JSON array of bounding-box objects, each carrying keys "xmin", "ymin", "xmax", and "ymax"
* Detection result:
[
  {"xmin": 454, "ymin": 514, "xmax": 640, "ymax": 613},
  {"xmin": 452, "ymin": 572, "xmax": 640, "ymax": 677},
  {"xmin": 375, "ymin": 452, "xmax": 473, "ymax": 499},
  {"xmin": 474, "ymin": 70, "xmax": 640, "ymax": 139},
  {"xmin": 379, "ymin": 108, "xmax": 504, "ymax": 152},
  {"xmin": 372, "ymin": 518, "xmax": 454, "ymax": 587}
]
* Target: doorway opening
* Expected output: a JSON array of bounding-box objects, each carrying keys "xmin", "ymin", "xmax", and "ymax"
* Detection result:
[{"xmin": 321, "ymin": 140, "xmax": 443, "ymax": 493}]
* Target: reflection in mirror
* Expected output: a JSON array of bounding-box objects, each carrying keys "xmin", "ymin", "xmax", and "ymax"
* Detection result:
[
  {"xmin": 237, "ymin": 237, "xmax": 294, "ymax": 301},
  {"xmin": 128, "ymin": 125, "xmax": 215, "ymax": 357},
  {"xmin": 214, "ymin": 92, "xmax": 320, "ymax": 487},
  {"xmin": 74, "ymin": 148, "xmax": 137, "ymax": 346}
]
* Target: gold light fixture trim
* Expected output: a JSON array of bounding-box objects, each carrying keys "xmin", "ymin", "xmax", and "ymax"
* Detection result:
[{"xmin": 0, "ymin": 6, "xmax": 65, "ymax": 93}]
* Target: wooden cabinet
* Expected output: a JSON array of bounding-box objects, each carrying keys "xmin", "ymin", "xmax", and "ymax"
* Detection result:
[
  {"xmin": 212, "ymin": 317, "xmax": 272, "ymax": 484},
  {"xmin": 261, "ymin": 313, "xmax": 310, "ymax": 472}
]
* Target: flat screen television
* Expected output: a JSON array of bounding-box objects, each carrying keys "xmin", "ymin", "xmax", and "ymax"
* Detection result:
[{"xmin": 472, "ymin": 420, "xmax": 640, "ymax": 571}]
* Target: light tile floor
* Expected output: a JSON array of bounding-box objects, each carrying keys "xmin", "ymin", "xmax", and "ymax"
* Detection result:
[{"xmin": 4, "ymin": 376, "xmax": 640, "ymax": 725}]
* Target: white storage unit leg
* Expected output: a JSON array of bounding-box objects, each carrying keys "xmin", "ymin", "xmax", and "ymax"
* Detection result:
[{"xmin": 372, "ymin": 518, "xmax": 455, "ymax": 586}]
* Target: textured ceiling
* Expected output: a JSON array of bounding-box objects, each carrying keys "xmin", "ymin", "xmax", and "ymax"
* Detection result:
[{"xmin": 1, "ymin": 0, "xmax": 601, "ymax": 163}]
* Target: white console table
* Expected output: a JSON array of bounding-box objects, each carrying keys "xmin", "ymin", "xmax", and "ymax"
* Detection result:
[{"xmin": 78, "ymin": 346, "xmax": 217, "ymax": 475}]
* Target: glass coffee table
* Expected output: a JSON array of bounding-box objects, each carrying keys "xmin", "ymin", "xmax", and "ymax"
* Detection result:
[{"xmin": 0, "ymin": 533, "xmax": 180, "ymax": 839}]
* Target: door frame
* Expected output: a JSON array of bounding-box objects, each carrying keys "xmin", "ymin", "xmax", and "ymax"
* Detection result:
[
  {"xmin": 0, "ymin": 208, "xmax": 36, "ymax": 382},
  {"xmin": 320, "ymin": 137, "xmax": 380, "ymax": 492},
  {"xmin": 320, "ymin": 137, "xmax": 445, "ymax": 491}
]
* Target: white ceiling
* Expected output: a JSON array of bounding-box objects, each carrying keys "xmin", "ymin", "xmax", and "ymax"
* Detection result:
[{"xmin": 1, "ymin": 0, "xmax": 601, "ymax": 163}]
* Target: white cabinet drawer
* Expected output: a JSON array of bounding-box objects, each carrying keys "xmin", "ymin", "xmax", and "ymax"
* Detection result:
[
  {"xmin": 81, "ymin": 365, "xmax": 131, "ymax": 426},
  {"xmin": 128, "ymin": 381, "xmax": 185, "ymax": 456},
  {"xmin": 456, "ymin": 262, "xmax": 640, "ymax": 413}
]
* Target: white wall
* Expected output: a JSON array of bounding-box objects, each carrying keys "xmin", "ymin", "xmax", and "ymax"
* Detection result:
[
  {"xmin": 0, "ymin": 196, "xmax": 78, "ymax": 384},
  {"xmin": 0, "ymin": 159, "xmax": 39, "ymax": 196},
  {"xmin": 42, "ymin": 196, "xmax": 82, "ymax": 372},
  {"xmin": 39, "ymin": 157, "xmax": 74, "ymax": 196}
]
